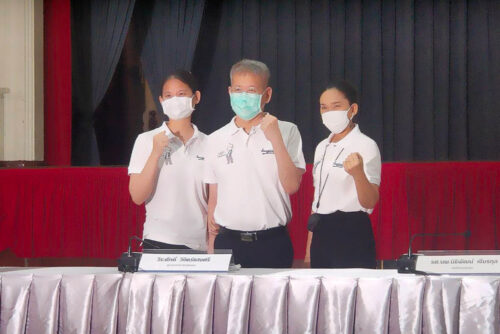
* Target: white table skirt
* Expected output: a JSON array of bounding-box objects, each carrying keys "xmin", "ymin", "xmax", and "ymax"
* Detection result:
[{"xmin": 0, "ymin": 268, "xmax": 498, "ymax": 334}]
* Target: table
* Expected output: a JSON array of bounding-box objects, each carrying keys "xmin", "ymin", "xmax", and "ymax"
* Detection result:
[{"xmin": 0, "ymin": 268, "xmax": 498, "ymax": 333}]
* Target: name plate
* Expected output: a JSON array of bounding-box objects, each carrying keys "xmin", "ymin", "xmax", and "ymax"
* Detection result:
[
  {"xmin": 415, "ymin": 252, "xmax": 500, "ymax": 274},
  {"xmin": 138, "ymin": 249, "xmax": 232, "ymax": 272}
]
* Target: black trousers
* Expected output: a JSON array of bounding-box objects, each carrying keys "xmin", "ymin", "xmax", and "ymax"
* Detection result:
[
  {"xmin": 214, "ymin": 226, "xmax": 294, "ymax": 268},
  {"xmin": 142, "ymin": 238, "xmax": 190, "ymax": 250},
  {"xmin": 310, "ymin": 211, "xmax": 376, "ymax": 269}
]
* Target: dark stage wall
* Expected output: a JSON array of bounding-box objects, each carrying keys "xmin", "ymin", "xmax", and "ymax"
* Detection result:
[{"xmin": 67, "ymin": 0, "xmax": 500, "ymax": 166}]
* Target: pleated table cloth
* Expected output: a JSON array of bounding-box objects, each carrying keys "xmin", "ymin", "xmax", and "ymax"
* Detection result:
[{"xmin": 0, "ymin": 268, "xmax": 498, "ymax": 334}]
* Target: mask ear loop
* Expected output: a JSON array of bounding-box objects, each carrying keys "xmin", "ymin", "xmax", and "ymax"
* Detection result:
[
  {"xmin": 347, "ymin": 104, "xmax": 355, "ymax": 122},
  {"xmin": 257, "ymin": 92, "xmax": 266, "ymax": 114},
  {"xmin": 190, "ymin": 94, "xmax": 196, "ymax": 110}
]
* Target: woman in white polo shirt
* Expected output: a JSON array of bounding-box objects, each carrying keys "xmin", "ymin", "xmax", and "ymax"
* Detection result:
[
  {"xmin": 305, "ymin": 80, "xmax": 381, "ymax": 268},
  {"xmin": 128, "ymin": 70, "xmax": 208, "ymax": 250}
]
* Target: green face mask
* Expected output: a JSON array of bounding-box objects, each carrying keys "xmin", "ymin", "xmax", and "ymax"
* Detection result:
[{"xmin": 230, "ymin": 92, "xmax": 262, "ymax": 120}]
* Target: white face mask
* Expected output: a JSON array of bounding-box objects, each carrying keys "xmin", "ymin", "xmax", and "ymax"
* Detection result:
[
  {"xmin": 321, "ymin": 105, "xmax": 352, "ymax": 134},
  {"xmin": 161, "ymin": 96, "xmax": 194, "ymax": 120}
]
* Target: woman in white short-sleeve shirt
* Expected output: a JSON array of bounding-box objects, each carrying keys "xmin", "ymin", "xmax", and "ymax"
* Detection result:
[
  {"xmin": 128, "ymin": 70, "xmax": 208, "ymax": 250},
  {"xmin": 305, "ymin": 80, "xmax": 381, "ymax": 268}
]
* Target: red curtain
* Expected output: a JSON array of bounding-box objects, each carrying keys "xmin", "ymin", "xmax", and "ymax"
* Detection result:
[
  {"xmin": 370, "ymin": 162, "xmax": 500, "ymax": 259},
  {"xmin": 0, "ymin": 163, "xmax": 498, "ymax": 259},
  {"xmin": 0, "ymin": 168, "xmax": 144, "ymax": 258},
  {"xmin": 44, "ymin": 0, "xmax": 72, "ymax": 165}
]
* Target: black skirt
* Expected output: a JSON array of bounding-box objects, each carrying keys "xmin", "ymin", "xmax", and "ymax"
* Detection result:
[{"xmin": 310, "ymin": 211, "xmax": 376, "ymax": 269}]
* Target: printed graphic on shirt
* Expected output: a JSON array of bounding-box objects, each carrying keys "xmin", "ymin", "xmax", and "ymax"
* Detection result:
[
  {"xmin": 164, "ymin": 148, "xmax": 173, "ymax": 165},
  {"xmin": 216, "ymin": 143, "xmax": 234, "ymax": 164}
]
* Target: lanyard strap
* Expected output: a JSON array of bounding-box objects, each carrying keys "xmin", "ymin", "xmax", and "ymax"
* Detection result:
[{"xmin": 315, "ymin": 146, "xmax": 344, "ymax": 210}]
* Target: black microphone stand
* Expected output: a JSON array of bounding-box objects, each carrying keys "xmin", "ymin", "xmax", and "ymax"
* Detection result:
[
  {"xmin": 118, "ymin": 236, "xmax": 160, "ymax": 272},
  {"xmin": 397, "ymin": 231, "xmax": 471, "ymax": 274}
]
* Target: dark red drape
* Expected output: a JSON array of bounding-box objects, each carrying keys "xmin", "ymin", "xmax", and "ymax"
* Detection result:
[
  {"xmin": 371, "ymin": 162, "xmax": 500, "ymax": 259},
  {"xmin": 0, "ymin": 168, "xmax": 144, "ymax": 257},
  {"xmin": 0, "ymin": 163, "xmax": 498, "ymax": 259},
  {"xmin": 44, "ymin": 0, "xmax": 72, "ymax": 165}
]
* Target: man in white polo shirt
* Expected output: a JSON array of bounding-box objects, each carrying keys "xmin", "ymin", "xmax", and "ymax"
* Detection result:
[{"xmin": 205, "ymin": 59, "xmax": 306, "ymax": 268}]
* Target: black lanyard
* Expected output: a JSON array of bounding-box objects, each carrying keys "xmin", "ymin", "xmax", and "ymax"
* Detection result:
[{"xmin": 316, "ymin": 145, "xmax": 344, "ymax": 210}]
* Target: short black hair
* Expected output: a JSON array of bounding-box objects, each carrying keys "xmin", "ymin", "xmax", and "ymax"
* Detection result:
[
  {"xmin": 161, "ymin": 69, "xmax": 199, "ymax": 94},
  {"xmin": 324, "ymin": 80, "xmax": 359, "ymax": 105}
]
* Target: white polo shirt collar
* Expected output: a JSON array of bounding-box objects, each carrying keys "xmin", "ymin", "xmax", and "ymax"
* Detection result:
[
  {"xmin": 227, "ymin": 116, "xmax": 262, "ymax": 137},
  {"xmin": 327, "ymin": 124, "xmax": 361, "ymax": 145},
  {"xmin": 228, "ymin": 117, "xmax": 241, "ymax": 135}
]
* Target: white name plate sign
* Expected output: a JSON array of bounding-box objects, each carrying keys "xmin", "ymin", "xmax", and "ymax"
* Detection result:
[
  {"xmin": 415, "ymin": 251, "xmax": 500, "ymax": 274},
  {"xmin": 138, "ymin": 249, "xmax": 232, "ymax": 272}
]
